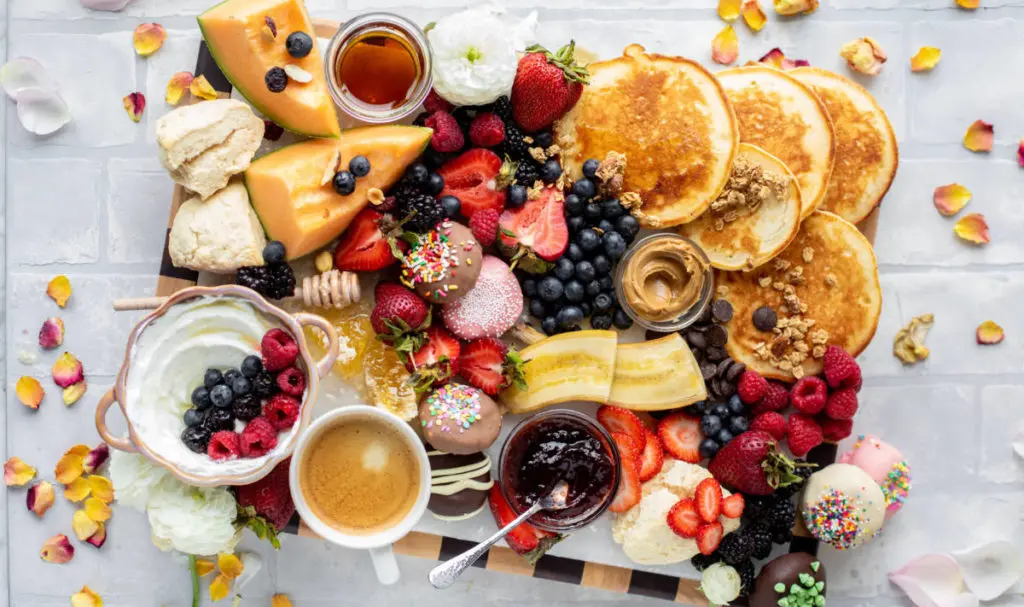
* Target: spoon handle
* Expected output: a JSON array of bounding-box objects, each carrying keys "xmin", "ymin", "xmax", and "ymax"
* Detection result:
[{"xmin": 428, "ymin": 502, "xmax": 543, "ymax": 589}]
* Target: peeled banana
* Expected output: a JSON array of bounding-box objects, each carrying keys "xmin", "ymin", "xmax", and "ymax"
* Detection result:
[{"xmin": 608, "ymin": 334, "xmax": 707, "ymax": 410}]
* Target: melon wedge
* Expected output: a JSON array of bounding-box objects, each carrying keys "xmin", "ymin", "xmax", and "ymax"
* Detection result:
[
  {"xmin": 244, "ymin": 126, "xmax": 432, "ymax": 260},
  {"xmin": 198, "ymin": 0, "xmax": 341, "ymax": 138},
  {"xmin": 501, "ymin": 330, "xmax": 618, "ymax": 414},
  {"xmin": 608, "ymin": 334, "xmax": 707, "ymax": 411}
]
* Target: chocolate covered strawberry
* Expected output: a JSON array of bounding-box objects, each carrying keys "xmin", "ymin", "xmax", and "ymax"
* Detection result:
[
  {"xmin": 511, "ymin": 42, "xmax": 590, "ymax": 132},
  {"xmin": 370, "ymin": 282, "xmax": 431, "ymax": 355},
  {"xmin": 707, "ymin": 430, "xmax": 811, "ymax": 496}
]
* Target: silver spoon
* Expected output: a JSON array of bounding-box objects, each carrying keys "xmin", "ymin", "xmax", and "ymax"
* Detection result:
[{"xmin": 428, "ymin": 480, "xmax": 571, "ymax": 589}]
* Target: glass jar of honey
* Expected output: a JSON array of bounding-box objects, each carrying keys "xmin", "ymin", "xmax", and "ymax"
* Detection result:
[{"xmin": 324, "ymin": 13, "xmax": 433, "ymax": 124}]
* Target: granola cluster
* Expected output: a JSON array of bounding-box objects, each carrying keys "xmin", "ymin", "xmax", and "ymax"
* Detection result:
[{"xmin": 707, "ymin": 157, "xmax": 788, "ymax": 231}]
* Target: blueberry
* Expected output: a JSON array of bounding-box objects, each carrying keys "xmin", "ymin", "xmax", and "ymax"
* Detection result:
[
  {"xmin": 692, "ymin": 400, "xmax": 708, "ymax": 415},
  {"xmin": 592, "ymin": 255, "xmax": 611, "ymax": 276},
  {"xmin": 203, "ymin": 369, "xmax": 223, "ymax": 389},
  {"xmin": 554, "ymin": 258, "xmax": 575, "ymax": 281},
  {"xmin": 406, "ymin": 163, "xmax": 429, "ymax": 186},
  {"xmin": 612, "ymin": 309, "xmax": 633, "ymax": 330},
  {"xmin": 557, "ymin": 306, "xmax": 584, "ymax": 329},
  {"xmin": 590, "ymin": 313, "xmax": 613, "ymax": 330},
  {"xmin": 423, "ymin": 148, "xmax": 448, "ymax": 169},
  {"xmin": 586, "ymin": 280, "xmax": 603, "ymax": 297},
  {"xmin": 425, "ymin": 173, "xmax": 446, "ymax": 196},
  {"xmin": 564, "ymin": 194, "xmax": 583, "ymax": 217},
  {"xmin": 529, "ymin": 299, "xmax": 547, "ymax": 318},
  {"xmin": 601, "ymin": 199, "xmax": 626, "ymax": 219},
  {"xmin": 540, "ymin": 159, "xmax": 563, "ymax": 184},
  {"xmin": 349, "ymin": 155, "xmax": 371, "ymax": 177},
  {"xmin": 537, "ymin": 276, "xmax": 564, "ymax": 302},
  {"xmin": 332, "ymin": 170, "xmax": 356, "ymax": 195},
  {"xmin": 285, "ymin": 31, "xmax": 314, "ymax": 58},
  {"xmin": 231, "ymin": 376, "xmax": 252, "ymax": 396},
  {"xmin": 580, "ymin": 301, "xmax": 592, "ymax": 317},
  {"xmin": 506, "ymin": 185, "xmax": 527, "ymax": 208},
  {"xmin": 262, "ymin": 241, "xmax": 286, "ymax": 264},
  {"xmin": 191, "ymin": 386, "xmax": 212, "ymax": 410},
  {"xmin": 583, "ymin": 203, "xmax": 602, "ymax": 222},
  {"xmin": 597, "ymin": 219, "xmax": 615, "ymax": 234},
  {"xmin": 716, "ymin": 428, "xmax": 735, "ymax": 445},
  {"xmin": 575, "ymin": 260, "xmax": 596, "ymax": 283},
  {"xmin": 594, "ymin": 292, "xmax": 613, "ymax": 312},
  {"xmin": 711, "ymin": 402, "xmax": 731, "ymax": 419},
  {"xmin": 210, "ymin": 384, "xmax": 234, "ymax": 409},
  {"xmin": 440, "ymin": 195, "xmax": 461, "ymax": 218},
  {"xmin": 729, "ymin": 416, "xmax": 750, "ymax": 435},
  {"xmin": 603, "ymin": 231, "xmax": 627, "ymax": 260},
  {"xmin": 699, "ymin": 438, "xmax": 721, "ymax": 460},
  {"xmin": 183, "ymin": 408, "xmax": 204, "ymax": 428},
  {"xmin": 599, "ymin": 274, "xmax": 615, "ymax": 292},
  {"xmin": 522, "ymin": 278, "xmax": 537, "ymax": 298},
  {"xmin": 577, "ymin": 228, "xmax": 602, "ymax": 252},
  {"xmin": 572, "ymin": 178, "xmax": 597, "ymax": 200},
  {"xmin": 564, "ymin": 280, "xmax": 585, "ymax": 303},
  {"xmin": 241, "ymin": 355, "xmax": 263, "ymax": 378},
  {"xmin": 582, "ymin": 158, "xmax": 601, "ymax": 180},
  {"xmin": 264, "ymin": 67, "xmax": 287, "ymax": 93},
  {"xmin": 223, "ymin": 369, "xmax": 242, "ymax": 385},
  {"xmin": 534, "ymin": 131, "xmax": 554, "ymax": 148},
  {"xmin": 565, "ymin": 243, "xmax": 584, "ymax": 262},
  {"xmin": 701, "ymin": 414, "xmax": 723, "ymax": 437},
  {"xmin": 541, "ymin": 316, "xmax": 559, "ymax": 335},
  {"xmin": 567, "ymin": 216, "xmax": 585, "ymax": 234},
  {"xmin": 616, "ymin": 215, "xmax": 640, "ymax": 242},
  {"xmin": 727, "ymin": 394, "xmax": 745, "ymax": 416}
]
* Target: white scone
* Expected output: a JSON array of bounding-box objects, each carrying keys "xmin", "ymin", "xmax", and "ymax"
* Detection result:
[
  {"xmin": 156, "ymin": 99, "xmax": 264, "ymax": 199},
  {"xmin": 612, "ymin": 460, "xmax": 740, "ymax": 565},
  {"xmin": 168, "ymin": 181, "xmax": 267, "ymax": 273}
]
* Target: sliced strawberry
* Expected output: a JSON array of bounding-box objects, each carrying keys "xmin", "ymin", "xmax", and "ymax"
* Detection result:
[
  {"xmin": 696, "ymin": 521, "xmax": 724, "ymax": 555},
  {"xmin": 638, "ymin": 427, "xmax": 664, "ymax": 482},
  {"xmin": 333, "ymin": 208, "xmax": 405, "ymax": 272},
  {"xmin": 607, "ymin": 457, "xmax": 641, "ymax": 513},
  {"xmin": 458, "ymin": 338, "xmax": 526, "ymax": 396},
  {"xmin": 657, "ymin": 412, "xmax": 702, "ymax": 463},
  {"xmin": 487, "ymin": 485, "xmax": 562, "ymax": 563},
  {"xmin": 610, "ymin": 431, "xmax": 642, "ymax": 469},
  {"xmin": 597, "ymin": 406, "xmax": 647, "ymax": 451},
  {"xmin": 438, "ymin": 149, "xmax": 505, "ymax": 219},
  {"xmin": 694, "ymin": 478, "xmax": 723, "ymax": 523},
  {"xmin": 721, "ymin": 493, "xmax": 745, "ymax": 519},
  {"xmin": 406, "ymin": 325, "xmax": 461, "ymax": 392},
  {"xmin": 666, "ymin": 498, "xmax": 701, "ymax": 539},
  {"xmin": 498, "ymin": 186, "xmax": 568, "ymax": 264}
]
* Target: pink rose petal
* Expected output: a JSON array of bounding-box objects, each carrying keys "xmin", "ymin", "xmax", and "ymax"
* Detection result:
[{"xmin": 889, "ymin": 553, "xmax": 978, "ymax": 607}]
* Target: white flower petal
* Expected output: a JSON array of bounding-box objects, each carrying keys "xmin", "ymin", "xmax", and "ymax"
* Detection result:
[
  {"xmin": 510, "ymin": 11, "xmax": 539, "ymax": 51},
  {"xmin": 889, "ymin": 553, "xmax": 979, "ymax": 607},
  {"xmin": 146, "ymin": 482, "xmax": 238, "ymax": 555},
  {"xmin": 951, "ymin": 540, "xmax": 1024, "ymax": 601},
  {"xmin": 233, "ymin": 552, "xmax": 264, "ymax": 593},
  {"xmin": 0, "ymin": 58, "xmax": 55, "ymax": 100},
  {"xmin": 427, "ymin": 7, "xmax": 520, "ymax": 106},
  {"xmin": 15, "ymin": 88, "xmax": 72, "ymax": 136},
  {"xmin": 108, "ymin": 451, "xmax": 171, "ymax": 511},
  {"xmin": 80, "ymin": 0, "xmax": 134, "ymax": 11}
]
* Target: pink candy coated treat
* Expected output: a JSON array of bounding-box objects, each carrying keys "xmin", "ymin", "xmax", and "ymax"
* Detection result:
[
  {"xmin": 839, "ymin": 434, "xmax": 911, "ymax": 519},
  {"xmin": 441, "ymin": 256, "xmax": 523, "ymax": 340}
]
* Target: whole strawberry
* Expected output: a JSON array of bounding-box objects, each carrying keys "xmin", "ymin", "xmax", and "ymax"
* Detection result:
[
  {"xmin": 511, "ymin": 42, "xmax": 590, "ymax": 132},
  {"xmin": 708, "ymin": 430, "xmax": 808, "ymax": 496},
  {"xmin": 237, "ymin": 459, "xmax": 295, "ymax": 537},
  {"xmin": 370, "ymin": 282, "xmax": 431, "ymax": 354}
]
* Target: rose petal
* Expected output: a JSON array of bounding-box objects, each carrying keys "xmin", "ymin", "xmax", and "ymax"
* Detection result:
[
  {"xmin": 272, "ymin": 596, "xmax": 292, "ymax": 607},
  {"xmin": 16, "ymin": 376, "xmax": 44, "ymax": 410},
  {"xmin": 40, "ymin": 534, "xmax": 74, "ymax": 564},
  {"xmin": 1017, "ymin": 139, "xmax": 1023, "ymax": 168},
  {"xmin": 964, "ymin": 120, "xmax": 994, "ymax": 153},
  {"xmin": 38, "ymin": 317, "xmax": 65, "ymax": 349},
  {"xmin": 954, "ymin": 213, "xmax": 991, "ymax": 245},
  {"xmin": 196, "ymin": 559, "xmax": 216, "ymax": 577},
  {"xmin": 133, "ymin": 23, "xmax": 166, "ymax": 57},
  {"xmin": 83, "ymin": 444, "xmax": 109, "ymax": 474},
  {"xmin": 190, "ymin": 75, "xmax": 218, "ymax": 101},
  {"xmin": 165, "ymin": 72, "xmax": 194, "ymax": 106},
  {"xmin": 773, "ymin": 0, "xmax": 819, "ymax": 15},
  {"xmin": 712, "ymin": 25, "xmax": 740, "ymax": 65},
  {"xmin": 55, "ymin": 446, "xmax": 87, "ymax": 485},
  {"xmin": 890, "ymin": 553, "xmax": 978, "ymax": 607},
  {"xmin": 757, "ymin": 47, "xmax": 809, "ymax": 70},
  {"xmin": 911, "ymin": 46, "xmax": 942, "ymax": 72},
  {"xmin": 0, "ymin": 58, "xmax": 55, "ymax": 100},
  {"xmin": 956, "ymin": 0, "xmax": 979, "ymax": 8},
  {"xmin": 64, "ymin": 477, "xmax": 91, "ymax": 502},
  {"xmin": 63, "ymin": 381, "xmax": 88, "ymax": 407},
  {"xmin": 933, "ymin": 183, "xmax": 971, "ymax": 216},
  {"xmin": 209, "ymin": 574, "xmax": 231, "ymax": 602},
  {"xmin": 741, "ymin": 1, "xmax": 768, "ymax": 31},
  {"xmin": 840, "ymin": 37, "xmax": 887, "ymax": 76},
  {"xmin": 27, "ymin": 481, "xmax": 56, "ymax": 516},
  {"xmin": 86, "ymin": 523, "xmax": 107, "ymax": 548},
  {"xmin": 976, "ymin": 320, "xmax": 1005, "ymax": 345},
  {"xmin": 719, "ymin": 0, "xmax": 742, "ymax": 21},
  {"xmin": 71, "ymin": 585, "xmax": 103, "ymax": 607},
  {"xmin": 1013, "ymin": 427, "xmax": 1024, "ymax": 461},
  {"xmin": 81, "ymin": 0, "xmax": 134, "ymax": 10},
  {"xmin": 52, "ymin": 352, "xmax": 84, "ymax": 388},
  {"xmin": 4, "ymin": 456, "xmax": 37, "ymax": 486},
  {"xmin": 67, "ymin": 445, "xmax": 90, "ymax": 458},
  {"xmin": 122, "ymin": 92, "xmax": 145, "ymax": 122},
  {"xmin": 47, "ymin": 275, "xmax": 71, "ymax": 307},
  {"xmin": 218, "ymin": 553, "xmax": 244, "ymax": 579},
  {"xmin": 16, "ymin": 87, "xmax": 71, "ymax": 135},
  {"xmin": 73, "ymin": 509, "xmax": 101, "ymax": 541},
  {"xmin": 87, "ymin": 476, "xmax": 115, "ymax": 503},
  {"xmin": 951, "ymin": 540, "xmax": 1024, "ymax": 601},
  {"xmin": 84, "ymin": 497, "xmax": 112, "ymax": 522}
]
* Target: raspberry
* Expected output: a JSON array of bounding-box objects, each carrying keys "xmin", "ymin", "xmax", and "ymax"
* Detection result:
[
  {"xmin": 736, "ymin": 370, "xmax": 768, "ymax": 404},
  {"xmin": 207, "ymin": 431, "xmax": 241, "ymax": 461},
  {"xmin": 261, "ymin": 328, "xmax": 298, "ymax": 372},
  {"xmin": 823, "ymin": 345, "xmax": 863, "ymax": 392},
  {"xmin": 750, "ymin": 411, "xmax": 787, "ymax": 440},
  {"xmin": 469, "ymin": 112, "xmax": 506, "ymax": 148},
  {"xmin": 423, "ymin": 88, "xmax": 454, "ymax": 114},
  {"xmin": 264, "ymin": 394, "xmax": 301, "ymax": 430},
  {"xmin": 424, "ymin": 111, "xmax": 465, "ymax": 153},
  {"xmin": 756, "ymin": 381, "xmax": 789, "ymax": 413},
  {"xmin": 240, "ymin": 417, "xmax": 279, "ymax": 458},
  {"xmin": 790, "ymin": 376, "xmax": 828, "ymax": 414},
  {"xmin": 469, "ymin": 208, "xmax": 500, "ymax": 246},
  {"xmin": 824, "ymin": 388, "xmax": 859, "ymax": 420},
  {"xmin": 276, "ymin": 367, "xmax": 306, "ymax": 397},
  {"xmin": 787, "ymin": 413, "xmax": 824, "ymax": 458},
  {"xmin": 820, "ymin": 417, "xmax": 854, "ymax": 441}
]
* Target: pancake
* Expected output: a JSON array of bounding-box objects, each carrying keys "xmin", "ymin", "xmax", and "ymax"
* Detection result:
[
  {"xmin": 679, "ymin": 143, "xmax": 802, "ymax": 271},
  {"xmin": 789, "ymin": 67, "xmax": 898, "ymax": 224},
  {"xmin": 716, "ymin": 65, "xmax": 835, "ymax": 219},
  {"xmin": 554, "ymin": 44, "xmax": 739, "ymax": 228},
  {"xmin": 716, "ymin": 211, "xmax": 881, "ymax": 382}
]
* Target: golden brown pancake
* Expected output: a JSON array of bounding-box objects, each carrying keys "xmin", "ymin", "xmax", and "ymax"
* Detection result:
[
  {"xmin": 554, "ymin": 44, "xmax": 739, "ymax": 228},
  {"xmin": 716, "ymin": 211, "xmax": 881, "ymax": 382},
  {"xmin": 716, "ymin": 65, "xmax": 835, "ymax": 219},
  {"xmin": 790, "ymin": 67, "xmax": 898, "ymax": 225}
]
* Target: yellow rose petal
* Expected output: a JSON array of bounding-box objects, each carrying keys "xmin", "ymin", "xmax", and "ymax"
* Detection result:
[
  {"xmin": 718, "ymin": 0, "xmax": 742, "ymax": 21},
  {"xmin": 977, "ymin": 320, "xmax": 1004, "ymax": 345},
  {"xmin": 712, "ymin": 25, "xmax": 740, "ymax": 65},
  {"xmin": 773, "ymin": 0, "xmax": 819, "ymax": 14},
  {"xmin": 41, "ymin": 534, "xmax": 74, "ymax": 564},
  {"xmin": 910, "ymin": 46, "xmax": 942, "ymax": 72},
  {"xmin": 954, "ymin": 213, "xmax": 990, "ymax": 245},
  {"xmin": 64, "ymin": 476, "xmax": 91, "ymax": 502},
  {"xmin": 209, "ymin": 573, "xmax": 231, "ymax": 602},
  {"xmin": 73, "ymin": 509, "xmax": 101, "ymax": 541},
  {"xmin": 5, "ymin": 456, "xmax": 37, "ymax": 486},
  {"xmin": 47, "ymin": 275, "xmax": 71, "ymax": 307},
  {"xmin": 133, "ymin": 23, "xmax": 166, "ymax": 57},
  {"xmin": 196, "ymin": 558, "xmax": 216, "ymax": 578},
  {"xmin": 71, "ymin": 585, "xmax": 103, "ymax": 607},
  {"xmin": 190, "ymin": 75, "xmax": 218, "ymax": 101},
  {"xmin": 840, "ymin": 36, "xmax": 887, "ymax": 76},
  {"xmin": 84, "ymin": 497, "xmax": 112, "ymax": 523},
  {"xmin": 16, "ymin": 376, "xmax": 44, "ymax": 409},
  {"xmin": 933, "ymin": 183, "xmax": 971, "ymax": 216},
  {"xmin": 741, "ymin": 1, "xmax": 768, "ymax": 32},
  {"xmin": 956, "ymin": 0, "xmax": 979, "ymax": 8},
  {"xmin": 964, "ymin": 119, "xmax": 994, "ymax": 152},
  {"xmin": 218, "ymin": 553, "xmax": 244, "ymax": 579},
  {"xmin": 86, "ymin": 524, "xmax": 107, "ymax": 548},
  {"xmin": 27, "ymin": 481, "xmax": 56, "ymax": 517},
  {"xmin": 87, "ymin": 475, "xmax": 115, "ymax": 503},
  {"xmin": 166, "ymin": 71, "xmax": 194, "ymax": 106},
  {"xmin": 272, "ymin": 595, "xmax": 293, "ymax": 607},
  {"xmin": 52, "ymin": 352, "xmax": 84, "ymax": 389},
  {"xmin": 63, "ymin": 381, "xmax": 88, "ymax": 406},
  {"xmin": 55, "ymin": 447, "xmax": 86, "ymax": 485}
]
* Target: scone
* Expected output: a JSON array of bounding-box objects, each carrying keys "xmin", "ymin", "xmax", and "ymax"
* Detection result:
[{"xmin": 168, "ymin": 180, "xmax": 267, "ymax": 273}]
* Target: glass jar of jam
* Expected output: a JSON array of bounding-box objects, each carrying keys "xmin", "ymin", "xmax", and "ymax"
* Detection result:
[
  {"xmin": 499, "ymin": 409, "xmax": 620, "ymax": 532},
  {"xmin": 323, "ymin": 13, "xmax": 433, "ymax": 124}
]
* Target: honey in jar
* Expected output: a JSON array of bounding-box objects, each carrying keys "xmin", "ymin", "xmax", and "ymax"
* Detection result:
[{"xmin": 337, "ymin": 33, "xmax": 419, "ymax": 108}]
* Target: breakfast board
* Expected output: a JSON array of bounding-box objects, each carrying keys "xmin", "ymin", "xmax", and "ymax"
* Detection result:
[{"xmin": 140, "ymin": 13, "xmax": 884, "ymax": 605}]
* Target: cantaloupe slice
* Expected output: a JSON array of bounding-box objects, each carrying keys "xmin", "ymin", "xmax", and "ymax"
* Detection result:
[
  {"xmin": 244, "ymin": 126, "xmax": 432, "ymax": 260},
  {"xmin": 198, "ymin": 0, "xmax": 341, "ymax": 138},
  {"xmin": 608, "ymin": 334, "xmax": 707, "ymax": 411}
]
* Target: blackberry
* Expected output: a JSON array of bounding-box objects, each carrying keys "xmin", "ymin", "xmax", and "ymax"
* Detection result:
[
  {"xmin": 515, "ymin": 160, "xmax": 540, "ymax": 188},
  {"xmin": 237, "ymin": 263, "xmax": 294, "ymax": 300},
  {"xmin": 502, "ymin": 122, "xmax": 531, "ymax": 160},
  {"xmin": 202, "ymin": 407, "xmax": 234, "ymax": 433},
  {"xmin": 690, "ymin": 551, "xmax": 721, "ymax": 572},
  {"xmin": 776, "ymin": 462, "xmax": 815, "ymax": 499},
  {"xmin": 181, "ymin": 425, "xmax": 212, "ymax": 454},
  {"xmin": 236, "ymin": 265, "xmax": 273, "ymax": 297},
  {"xmin": 772, "ymin": 527, "xmax": 793, "ymax": 545},
  {"xmin": 253, "ymin": 371, "xmax": 278, "ymax": 398},
  {"xmin": 743, "ymin": 494, "xmax": 776, "ymax": 522},
  {"xmin": 718, "ymin": 532, "xmax": 754, "ymax": 565},
  {"xmin": 490, "ymin": 95, "xmax": 514, "ymax": 122},
  {"xmin": 767, "ymin": 498, "xmax": 797, "ymax": 532},
  {"xmin": 744, "ymin": 523, "xmax": 774, "ymax": 560},
  {"xmin": 232, "ymin": 392, "xmax": 262, "ymax": 421},
  {"xmin": 734, "ymin": 560, "xmax": 756, "ymax": 597},
  {"xmin": 398, "ymin": 192, "xmax": 445, "ymax": 233}
]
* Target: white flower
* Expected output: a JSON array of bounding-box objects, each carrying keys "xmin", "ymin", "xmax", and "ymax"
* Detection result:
[
  {"xmin": 700, "ymin": 563, "xmax": 742, "ymax": 606},
  {"xmin": 108, "ymin": 450, "xmax": 172, "ymax": 511},
  {"xmin": 147, "ymin": 481, "xmax": 239, "ymax": 556},
  {"xmin": 427, "ymin": 7, "xmax": 536, "ymax": 106}
]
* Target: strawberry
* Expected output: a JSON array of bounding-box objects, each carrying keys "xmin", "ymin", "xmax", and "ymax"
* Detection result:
[
  {"xmin": 721, "ymin": 493, "xmax": 745, "ymax": 519},
  {"xmin": 608, "ymin": 456, "xmax": 641, "ymax": 513},
  {"xmin": 708, "ymin": 430, "xmax": 805, "ymax": 496},
  {"xmin": 694, "ymin": 478, "xmax": 723, "ymax": 523},
  {"xmin": 787, "ymin": 414, "xmax": 824, "ymax": 458},
  {"xmin": 823, "ymin": 344, "xmax": 863, "ymax": 391},
  {"xmin": 597, "ymin": 406, "xmax": 647, "ymax": 451},
  {"xmin": 458, "ymin": 338, "xmax": 527, "ymax": 396},
  {"xmin": 236, "ymin": 459, "xmax": 294, "ymax": 533},
  {"xmin": 405, "ymin": 325, "xmax": 461, "ymax": 392},
  {"xmin": 696, "ymin": 521, "xmax": 724, "ymax": 555},
  {"xmin": 638, "ymin": 427, "xmax": 664, "ymax": 482},
  {"xmin": 610, "ymin": 431, "xmax": 643, "ymax": 468},
  {"xmin": 666, "ymin": 498, "xmax": 701, "ymax": 538},
  {"xmin": 657, "ymin": 412, "xmax": 703, "ymax": 463},
  {"xmin": 333, "ymin": 208, "xmax": 406, "ymax": 272},
  {"xmin": 511, "ymin": 42, "xmax": 590, "ymax": 132},
  {"xmin": 498, "ymin": 186, "xmax": 568, "ymax": 269},
  {"xmin": 370, "ymin": 282, "xmax": 431, "ymax": 355},
  {"xmin": 487, "ymin": 485, "xmax": 562, "ymax": 563},
  {"xmin": 438, "ymin": 149, "xmax": 505, "ymax": 219}
]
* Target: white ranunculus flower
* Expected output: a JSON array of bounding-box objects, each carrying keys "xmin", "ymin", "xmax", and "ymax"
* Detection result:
[
  {"xmin": 147, "ymin": 481, "xmax": 239, "ymax": 556},
  {"xmin": 108, "ymin": 450, "xmax": 172, "ymax": 511},
  {"xmin": 700, "ymin": 563, "xmax": 742, "ymax": 606},
  {"xmin": 427, "ymin": 7, "xmax": 537, "ymax": 106}
]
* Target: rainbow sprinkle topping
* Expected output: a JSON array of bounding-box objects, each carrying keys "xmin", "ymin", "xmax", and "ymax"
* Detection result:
[
  {"xmin": 401, "ymin": 221, "xmax": 458, "ymax": 297},
  {"xmin": 881, "ymin": 460, "xmax": 912, "ymax": 513},
  {"xmin": 802, "ymin": 488, "xmax": 864, "ymax": 550},
  {"xmin": 421, "ymin": 384, "xmax": 482, "ymax": 434}
]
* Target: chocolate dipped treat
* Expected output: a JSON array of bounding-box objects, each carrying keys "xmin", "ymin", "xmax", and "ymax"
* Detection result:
[
  {"xmin": 427, "ymin": 449, "xmax": 494, "ymax": 521},
  {"xmin": 750, "ymin": 552, "xmax": 827, "ymax": 607},
  {"xmin": 419, "ymin": 383, "xmax": 501, "ymax": 455},
  {"xmin": 401, "ymin": 221, "xmax": 482, "ymax": 303}
]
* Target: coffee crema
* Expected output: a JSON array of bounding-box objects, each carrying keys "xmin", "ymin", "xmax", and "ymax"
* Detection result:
[{"xmin": 300, "ymin": 417, "xmax": 420, "ymax": 535}]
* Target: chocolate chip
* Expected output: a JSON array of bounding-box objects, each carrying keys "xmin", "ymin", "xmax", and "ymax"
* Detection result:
[
  {"xmin": 707, "ymin": 324, "xmax": 728, "ymax": 347},
  {"xmin": 718, "ymin": 380, "xmax": 736, "ymax": 398},
  {"xmin": 706, "ymin": 346, "xmax": 727, "ymax": 362},
  {"xmin": 697, "ymin": 304, "xmax": 714, "ymax": 324},
  {"xmin": 645, "ymin": 330, "xmax": 666, "ymax": 341},
  {"xmin": 712, "ymin": 299, "xmax": 734, "ymax": 323},
  {"xmin": 700, "ymin": 362, "xmax": 718, "ymax": 381},
  {"xmin": 725, "ymin": 362, "xmax": 746, "ymax": 382},
  {"xmin": 753, "ymin": 306, "xmax": 778, "ymax": 332},
  {"xmin": 686, "ymin": 331, "xmax": 708, "ymax": 350},
  {"xmin": 710, "ymin": 378, "xmax": 723, "ymax": 397},
  {"xmin": 716, "ymin": 359, "xmax": 733, "ymax": 378}
]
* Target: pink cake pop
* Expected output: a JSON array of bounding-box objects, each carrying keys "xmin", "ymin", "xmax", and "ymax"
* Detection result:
[
  {"xmin": 441, "ymin": 256, "xmax": 523, "ymax": 340},
  {"xmin": 839, "ymin": 434, "xmax": 911, "ymax": 519}
]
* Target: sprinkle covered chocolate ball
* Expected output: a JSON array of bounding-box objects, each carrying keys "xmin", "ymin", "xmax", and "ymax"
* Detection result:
[
  {"xmin": 801, "ymin": 463, "xmax": 886, "ymax": 550},
  {"xmin": 401, "ymin": 221, "xmax": 482, "ymax": 303},
  {"xmin": 419, "ymin": 383, "xmax": 502, "ymax": 455}
]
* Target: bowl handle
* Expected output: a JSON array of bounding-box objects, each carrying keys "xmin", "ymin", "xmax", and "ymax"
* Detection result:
[
  {"xmin": 294, "ymin": 312, "xmax": 340, "ymax": 380},
  {"xmin": 95, "ymin": 389, "xmax": 136, "ymax": 453}
]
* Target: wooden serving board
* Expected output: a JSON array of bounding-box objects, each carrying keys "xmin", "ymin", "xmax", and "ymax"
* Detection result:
[{"xmin": 154, "ymin": 25, "xmax": 881, "ymax": 605}]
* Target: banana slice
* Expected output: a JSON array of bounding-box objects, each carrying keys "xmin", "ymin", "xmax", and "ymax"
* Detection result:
[{"xmin": 608, "ymin": 334, "xmax": 707, "ymax": 411}]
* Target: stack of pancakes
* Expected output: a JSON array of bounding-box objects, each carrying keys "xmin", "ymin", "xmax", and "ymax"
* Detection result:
[{"xmin": 554, "ymin": 47, "xmax": 895, "ymax": 381}]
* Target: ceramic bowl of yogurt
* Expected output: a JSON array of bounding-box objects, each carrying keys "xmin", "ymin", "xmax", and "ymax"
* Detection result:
[{"xmin": 95, "ymin": 285, "xmax": 339, "ymax": 487}]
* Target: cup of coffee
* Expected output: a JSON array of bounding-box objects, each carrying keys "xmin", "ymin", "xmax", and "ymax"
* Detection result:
[{"xmin": 290, "ymin": 405, "xmax": 430, "ymax": 585}]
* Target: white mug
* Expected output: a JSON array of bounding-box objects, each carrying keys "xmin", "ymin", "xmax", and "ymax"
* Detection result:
[{"xmin": 289, "ymin": 405, "xmax": 431, "ymax": 585}]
